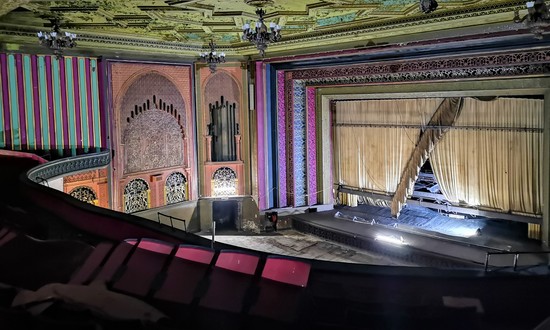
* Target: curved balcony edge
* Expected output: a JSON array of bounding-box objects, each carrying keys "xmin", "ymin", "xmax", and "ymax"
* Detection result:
[{"xmin": 27, "ymin": 149, "xmax": 111, "ymax": 183}]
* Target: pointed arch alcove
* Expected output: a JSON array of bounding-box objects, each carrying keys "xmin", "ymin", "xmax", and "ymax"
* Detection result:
[
  {"xmin": 200, "ymin": 70, "xmax": 245, "ymax": 197},
  {"xmin": 110, "ymin": 62, "xmax": 194, "ymax": 212}
]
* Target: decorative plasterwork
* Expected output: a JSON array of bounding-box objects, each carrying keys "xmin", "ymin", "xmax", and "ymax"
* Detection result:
[
  {"xmin": 123, "ymin": 109, "xmax": 184, "ymax": 174},
  {"xmin": 292, "ymin": 49, "xmax": 550, "ymax": 84},
  {"xmin": 0, "ymin": 0, "xmax": 530, "ymax": 56},
  {"xmin": 64, "ymin": 168, "xmax": 108, "ymax": 183}
]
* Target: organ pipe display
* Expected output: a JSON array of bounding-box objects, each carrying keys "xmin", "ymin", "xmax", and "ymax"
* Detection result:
[{"xmin": 208, "ymin": 96, "xmax": 238, "ymax": 162}]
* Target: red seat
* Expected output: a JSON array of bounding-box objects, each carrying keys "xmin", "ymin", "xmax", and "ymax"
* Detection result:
[
  {"xmin": 154, "ymin": 245, "xmax": 215, "ymax": 304},
  {"xmin": 69, "ymin": 242, "xmax": 115, "ymax": 284},
  {"xmin": 0, "ymin": 234, "xmax": 93, "ymax": 290},
  {"xmin": 199, "ymin": 250, "xmax": 260, "ymax": 313},
  {"xmin": 92, "ymin": 239, "xmax": 138, "ymax": 283},
  {"xmin": 248, "ymin": 256, "xmax": 312, "ymax": 323},
  {"xmin": 175, "ymin": 245, "xmax": 215, "ymax": 265},
  {"xmin": 0, "ymin": 227, "xmax": 9, "ymax": 239},
  {"xmin": 261, "ymin": 256, "xmax": 311, "ymax": 287},
  {"xmin": 111, "ymin": 239, "xmax": 175, "ymax": 297},
  {"xmin": 214, "ymin": 251, "xmax": 259, "ymax": 275},
  {"xmin": 0, "ymin": 231, "xmax": 17, "ymax": 248}
]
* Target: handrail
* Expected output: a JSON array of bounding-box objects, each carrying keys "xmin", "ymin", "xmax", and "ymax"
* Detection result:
[
  {"xmin": 484, "ymin": 250, "xmax": 550, "ymax": 272},
  {"xmin": 157, "ymin": 212, "xmax": 187, "ymax": 232}
]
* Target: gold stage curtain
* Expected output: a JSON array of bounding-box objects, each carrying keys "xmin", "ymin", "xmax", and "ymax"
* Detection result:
[
  {"xmin": 430, "ymin": 97, "xmax": 543, "ymax": 215},
  {"xmin": 334, "ymin": 99, "xmax": 443, "ymax": 206}
]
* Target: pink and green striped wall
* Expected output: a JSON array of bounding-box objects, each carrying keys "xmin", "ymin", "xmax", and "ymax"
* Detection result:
[{"xmin": 0, "ymin": 53, "xmax": 105, "ymax": 154}]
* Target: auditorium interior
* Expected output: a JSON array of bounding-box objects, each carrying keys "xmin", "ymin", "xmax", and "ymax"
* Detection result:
[{"xmin": 1, "ymin": 0, "xmax": 550, "ymax": 329}]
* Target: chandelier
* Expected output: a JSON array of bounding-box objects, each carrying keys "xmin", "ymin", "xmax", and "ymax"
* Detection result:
[
  {"xmin": 514, "ymin": 0, "xmax": 550, "ymax": 39},
  {"xmin": 37, "ymin": 18, "xmax": 77, "ymax": 58},
  {"xmin": 241, "ymin": 8, "xmax": 281, "ymax": 57},
  {"xmin": 420, "ymin": 0, "xmax": 438, "ymax": 14},
  {"xmin": 199, "ymin": 39, "xmax": 226, "ymax": 73}
]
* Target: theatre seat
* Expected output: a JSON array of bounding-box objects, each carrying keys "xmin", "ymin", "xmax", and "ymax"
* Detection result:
[
  {"xmin": 199, "ymin": 250, "xmax": 260, "ymax": 313},
  {"xmin": 248, "ymin": 256, "xmax": 312, "ymax": 324},
  {"xmin": 111, "ymin": 238, "xmax": 175, "ymax": 297},
  {"xmin": 0, "ymin": 234, "xmax": 93, "ymax": 290},
  {"xmin": 0, "ymin": 230, "xmax": 17, "ymax": 248},
  {"xmin": 69, "ymin": 241, "xmax": 115, "ymax": 284},
  {"xmin": 0, "ymin": 226, "xmax": 9, "ymax": 239},
  {"xmin": 154, "ymin": 245, "xmax": 215, "ymax": 304},
  {"xmin": 92, "ymin": 239, "xmax": 138, "ymax": 284}
]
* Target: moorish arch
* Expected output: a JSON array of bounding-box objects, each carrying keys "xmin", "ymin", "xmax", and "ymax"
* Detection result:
[
  {"xmin": 211, "ymin": 167, "xmax": 237, "ymax": 197},
  {"xmin": 124, "ymin": 178, "xmax": 149, "ymax": 213},
  {"xmin": 118, "ymin": 71, "xmax": 187, "ymax": 130},
  {"xmin": 165, "ymin": 171, "xmax": 187, "ymax": 204},
  {"xmin": 203, "ymin": 70, "xmax": 241, "ymax": 109},
  {"xmin": 69, "ymin": 186, "xmax": 97, "ymax": 204}
]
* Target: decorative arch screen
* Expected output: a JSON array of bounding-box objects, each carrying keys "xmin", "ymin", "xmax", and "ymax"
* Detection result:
[
  {"xmin": 124, "ymin": 178, "xmax": 150, "ymax": 213},
  {"xmin": 69, "ymin": 186, "xmax": 97, "ymax": 204},
  {"xmin": 212, "ymin": 167, "xmax": 237, "ymax": 197},
  {"xmin": 165, "ymin": 172, "xmax": 187, "ymax": 204}
]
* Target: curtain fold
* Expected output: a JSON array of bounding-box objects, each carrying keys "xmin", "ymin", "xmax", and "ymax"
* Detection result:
[
  {"xmin": 334, "ymin": 99, "xmax": 442, "ymax": 206},
  {"xmin": 391, "ymin": 97, "xmax": 463, "ymax": 217},
  {"xmin": 430, "ymin": 97, "xmax": 543, "ymax": 216}
]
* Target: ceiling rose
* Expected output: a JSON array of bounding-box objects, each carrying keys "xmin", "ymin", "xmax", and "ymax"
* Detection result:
[{"xmin": 244, "ymin": 0, "xmax": 274, "ymax": 7}]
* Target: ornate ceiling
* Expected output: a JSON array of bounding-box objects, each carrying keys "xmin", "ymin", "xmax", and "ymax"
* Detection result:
[{"xmin": 0, "ymin": 0, "xmax": 532, "ymax": 58}]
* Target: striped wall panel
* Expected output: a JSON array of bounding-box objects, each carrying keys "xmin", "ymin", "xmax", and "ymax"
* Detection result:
[
  {"xmin": 293, "ymin": 80, "xmax": 307, "ymax": 207},
  {"xmin": 277, "ymin": 70, "xmax": 287, "ymax": 207},
  {"xmin": 0, "ymin": 53, "xmax": 104, "ymax": 154}
]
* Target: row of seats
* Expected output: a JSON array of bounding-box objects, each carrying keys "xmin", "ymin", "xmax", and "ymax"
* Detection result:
[
  {"xmin": 1, "ymin": 224, "xmax": 314, "ymax": 329},
  {"xmin": 68, "ymin": 237, "xmax": 312, "ymax": 327},
  {"xmin": 0, "ymin": 225, "xmax": 94, "ymax": 290}
]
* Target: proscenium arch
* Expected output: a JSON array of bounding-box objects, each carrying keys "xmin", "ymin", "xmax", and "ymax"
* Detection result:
[{"xmin": 316, "ymin": 77, "xmax": 550, "ymax": 245}]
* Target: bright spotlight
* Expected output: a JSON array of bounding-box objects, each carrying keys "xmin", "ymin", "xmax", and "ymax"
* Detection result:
[{"xmin": 375, "ymin": 234, "xmax": 407, "ymax": 246}]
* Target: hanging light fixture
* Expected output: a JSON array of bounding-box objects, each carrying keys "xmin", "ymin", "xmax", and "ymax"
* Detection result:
[
  {"xmin": 514, "ymin": 0, "xmax": 550, "ymax": 39},
  {"xmin": 419, "ymin": 0, "xmax": 438, "ymax": 14},
  {"xmin": 37, "ymin": 18, "xmax": 77, "ymax": 58},
  {"xmin": 241, "ymin": 8, "xmax": 281, "ymax": 57},
  {"xmin": 199, "ymin": 39, "xmax": 226, "ymax": 73}
]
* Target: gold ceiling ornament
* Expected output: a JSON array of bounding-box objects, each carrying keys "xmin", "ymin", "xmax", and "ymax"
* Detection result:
[
  {"xmin": 514, "ymin": 0, "xmax": 549, "ymax": 39},
  {"xmin": 242, "ymin": 8, "xmax": 282, "ymax": 57},
  {"xmin": 199, "ymin": 39, "xmax": 226, "ymax": 73},
  {"xmin": 37, "ymin": 18, "xmax": 77, "ymax": 58},
  {"xmin": 244, "ymin": 0, "xmax": 274, "ymax": 7}
]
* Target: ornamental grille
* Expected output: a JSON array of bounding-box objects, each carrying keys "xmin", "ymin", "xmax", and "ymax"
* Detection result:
[
  {"xmin": 165, "ymin": 172, "xmax": 187, "ymax": 205},
  {"xmin": 124, "ymin": 178, "xmax": 149, "ymax": 213},
  {"xmin": 212, "ymin": 167, "xmax": 237, "ymax": 197},
  {"xmin": 69, "ymin": 186, "xmax": 97, "ymax": 204}
]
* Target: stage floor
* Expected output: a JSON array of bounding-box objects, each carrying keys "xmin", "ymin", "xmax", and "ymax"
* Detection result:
[{"xmin": 291, "ymin": 204, "xmax": 548, "ymax": 269}]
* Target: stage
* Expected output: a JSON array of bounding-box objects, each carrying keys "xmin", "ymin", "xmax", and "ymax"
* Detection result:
[{"xmin": 290, "ymin": 204, "xmax": 549, "ymax": 270}]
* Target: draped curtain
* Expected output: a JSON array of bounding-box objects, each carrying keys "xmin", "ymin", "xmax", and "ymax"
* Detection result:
[
  {"xmin": 334, "ymin": 99, "xmax": 443, "ymax": 206},
  {"xmin": 430, "ymin": 97, "xmax": 543, "ymax": 215}
]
